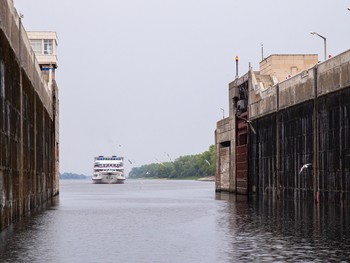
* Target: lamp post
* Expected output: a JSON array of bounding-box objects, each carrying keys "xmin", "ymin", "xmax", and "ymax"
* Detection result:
[{"xmin": 310, "ymin": 32, "xmax": 327, "ymax": 61}]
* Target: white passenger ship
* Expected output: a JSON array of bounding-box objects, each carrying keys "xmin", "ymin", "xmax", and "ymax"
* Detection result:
[{"xmin": 92, "ymin": 155, "xmax": 126, "ymax": 184}]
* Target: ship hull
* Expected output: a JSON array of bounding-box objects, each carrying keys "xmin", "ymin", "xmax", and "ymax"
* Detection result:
[{"xmin": 92, "ymin": 172, "xmax": 125, "ymax": 184}]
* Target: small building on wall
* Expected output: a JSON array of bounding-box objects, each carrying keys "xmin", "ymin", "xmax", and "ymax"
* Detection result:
[{"xmin": 27, "ymin": 31, "xmax": 58, "ymax": 86}]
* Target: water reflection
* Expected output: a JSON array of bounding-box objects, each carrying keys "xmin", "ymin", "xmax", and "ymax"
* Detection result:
[
  {"xmin": 216, "ymin": 192, "xmax": 350, "ymax": 262},
  {"xmin": 0, "ymin": 196, "xmax": 59, "ymax": 263},
  {"xmin": 0, "ymin": 181, "xmax": 350, "ymax": 262}
]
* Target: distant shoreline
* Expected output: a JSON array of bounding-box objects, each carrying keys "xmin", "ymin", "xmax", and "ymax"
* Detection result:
[
  {"xmin": 128, "ymin": 176, "xmax": 215, "ymax": 181},
  {"xmin": 196, "ymin": 176, "xmax": 215, "ymax": 181},
  {"xmin": 59, "ymin": 173, "xmax": 89, "ymax": 180},
  {"xmin": 60, "ymin": 174, "xmax": 215, "ymax": 181}
]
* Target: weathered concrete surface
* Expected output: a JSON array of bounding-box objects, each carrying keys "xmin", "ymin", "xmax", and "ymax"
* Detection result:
[
  {"xmin": 249, "ymin": 113, "xmax": 277, "ymax": 196},
  {"xmin": 0, "ymin": 0, "xmax": 59, "ymax": 230},
  {"xmin": 318, "ymin": 50, "xmax": 350, "ymax": 96},
  {"xmin": 317, "ymin": 88, "xmax": 350, "ymax": 203},
  {"xmin": 215, "ymin": 117, "xmax": 234, "ymax": 192},
  {"xmin": 278, "ymin": 68, "xmax": 315, "ymax": 110}
]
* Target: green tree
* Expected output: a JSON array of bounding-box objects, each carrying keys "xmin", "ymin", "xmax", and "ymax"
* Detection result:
[{"xmin": 128, "ymin": 145, "xmax": 215, "ymax": 179}]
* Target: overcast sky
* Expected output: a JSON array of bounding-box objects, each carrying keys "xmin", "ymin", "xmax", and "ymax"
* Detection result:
[{"xmin": 14, "ymin": 0, "xmax": 350, "ymax": 175}]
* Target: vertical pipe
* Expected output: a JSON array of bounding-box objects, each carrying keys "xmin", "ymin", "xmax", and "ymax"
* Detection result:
[
  {"xmin": 18, "ymin": 14, "xmax": 24, "ymax": 216},
  {"xmin": 276, "ymin": 84, "xmax": 280, "ymax": 199},
  {"xmin": 313, "ymin": 66, "xmax": 319, "ymax": 203},
  {"xmin": 215, "ymin": 130, "xmax": 220, "ymax": 191},
  {"xmin": 48, "ymin": 66, "xmax": 52, "ymax": 89},
  {"xmin": 52, "ymin": 86, "xmax": 58, "ymax": 196},
  {"xmin": 234, "ymin": 113, "xmax": 238, "ymax": 193},
  {"xmin": 339, "ymin": 103, "xmax": 343, "ymax": 202},
  {"xmin": 42, "ymin": 110, "xmax": 45, "ymax": 200},
  {"xmin": 33, "ymin": 94, "xmax": 37, "ymax": 207}
]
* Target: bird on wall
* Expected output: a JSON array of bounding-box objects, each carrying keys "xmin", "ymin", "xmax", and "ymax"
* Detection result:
[{"xmin": 299, "ymin": 163, "xmax": 312, "ymax": 174}]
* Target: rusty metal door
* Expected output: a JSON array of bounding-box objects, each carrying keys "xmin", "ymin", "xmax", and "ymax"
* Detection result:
[{"xmin": 236, "ymin": 114, "xmax": 248, "ymax": 194}]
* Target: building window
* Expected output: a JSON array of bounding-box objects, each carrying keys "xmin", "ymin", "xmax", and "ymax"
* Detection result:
[
  {"xmin": 44, "ymin": 39, "xmax": 53, "ymax": 55},
  {"xmin": 30, "ymin": 39, "xmax": 42, "ymax": 55}
]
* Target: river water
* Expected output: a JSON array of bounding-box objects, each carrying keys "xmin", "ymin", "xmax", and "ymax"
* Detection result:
[{"xmin": 0, "ymin": 179, "xmax": 349, "ymax": 262}]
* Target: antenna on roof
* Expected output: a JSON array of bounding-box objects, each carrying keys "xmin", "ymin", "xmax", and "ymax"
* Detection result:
[{"xmin": 261, "ymin": 42, "xmax": 264, "ymax": 61}]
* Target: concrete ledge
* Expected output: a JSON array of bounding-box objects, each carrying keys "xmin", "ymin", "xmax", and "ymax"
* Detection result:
[
  {"xmin": 216, "ymin": 117, "xmax": 233, "ymax": 143},
  {"xmin": 279, "ymin": 68, "xmax": 315, "ymax": 110},
  {"xmin": 250, "ymin": 86, "xmax": 277, "ymax": 119},
  {"xmin": 318, "ymin": 49, "xmax": 350, "ymax": 96}
]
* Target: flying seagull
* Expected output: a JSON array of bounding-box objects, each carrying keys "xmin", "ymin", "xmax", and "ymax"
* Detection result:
[
  {"xmin": 164, "ymin": 152, "xmax": 172, "ymax": 162},
  {"xmin": 236, "ymin": 115, "xmax": 257, "ymax": 134},
  {"xmin": 299, "ymin": 163, "xmax": 312, "ymax": 174}
]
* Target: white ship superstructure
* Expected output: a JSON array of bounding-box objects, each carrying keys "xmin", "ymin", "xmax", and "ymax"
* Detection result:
[{"xmin": 92, "ymin": 156, "xmax": 125, "ymax": 184}]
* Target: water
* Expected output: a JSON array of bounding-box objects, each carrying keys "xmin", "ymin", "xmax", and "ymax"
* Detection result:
[{"xmin": 0, "ymin": 179, "xmax": 349, "ymax": 262}]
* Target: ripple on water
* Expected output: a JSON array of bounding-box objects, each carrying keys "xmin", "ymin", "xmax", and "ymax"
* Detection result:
[{"xmin": 0, "ymin": 180, "xmax": 350, "ymax": 262}]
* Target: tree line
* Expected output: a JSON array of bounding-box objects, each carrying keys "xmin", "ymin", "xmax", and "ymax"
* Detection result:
[
  {"xmin": 128, "ymin": 145, "xmax": 215, "ymax": 179},
  {"xmin": 59, "ymin": 172, "xmax": 87, "ymax": 180}
]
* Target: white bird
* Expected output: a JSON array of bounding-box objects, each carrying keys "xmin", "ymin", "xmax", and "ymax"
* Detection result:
[
  {"xmin": 164, "ymin": 152, "xmax": 172, "ymax": 162},
  {"xmin": 299, "ymin": 163, "xmax": 312, "ymax": 174},
  {"xmin": 237, "ymin": 115, "xmax": 256, "ymax": 134},
  {"xmin": 204, "ymin": 160, "xmax": 210, "ymax": 165}
]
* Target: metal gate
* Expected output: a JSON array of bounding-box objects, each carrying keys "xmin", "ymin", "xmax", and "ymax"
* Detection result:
[{"xmin": 236, "ymin": 113, "xmax": 248, "ymax": 194}]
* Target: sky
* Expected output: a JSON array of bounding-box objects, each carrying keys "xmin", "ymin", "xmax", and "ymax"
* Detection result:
[{"xmin": 13, "ymin": 0, "xmax": 350, "ymax": 175}]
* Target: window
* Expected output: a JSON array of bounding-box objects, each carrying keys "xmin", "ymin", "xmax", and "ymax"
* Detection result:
[
  {"xmin": 44, "ymin": 39, "xmax": 53, "ymax": 55},
  {"xmin": 30, "ymin": 39, "xmax": 42, "ymax": 55}
]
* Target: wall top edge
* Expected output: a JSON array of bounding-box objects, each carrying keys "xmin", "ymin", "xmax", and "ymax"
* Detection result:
[{"xmin": 260, "ymin": 53, "xmax": 318, "ymax": 62}]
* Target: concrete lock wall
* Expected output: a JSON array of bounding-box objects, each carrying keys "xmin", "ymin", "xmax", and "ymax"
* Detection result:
[
  {"xmin": 247, "ymin": 50, "xmax": 350, "ymax": 203},
  {"xmin": 0, "ymin": 0, "xmax": 59, "ymax": 230},
  {"xmin": 217, "ymin": 49, "xmax": 350, "ymax": 204}
]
